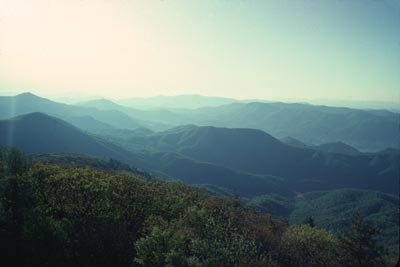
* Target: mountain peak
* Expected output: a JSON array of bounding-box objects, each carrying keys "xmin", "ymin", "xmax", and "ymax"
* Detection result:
[
  {"xmin": 16, "ymin": 92, "xmax": 37, "ymax": 98},
  {"xmin": 16, "ymin": 111, "xmax": 53, "ymax": 120},
  {"xmin": 14, "ymin": 92, "xmax": 49, "ymax": 102}
]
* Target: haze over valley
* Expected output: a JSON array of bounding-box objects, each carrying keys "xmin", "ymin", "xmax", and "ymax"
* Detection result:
[
  {"xmin": 0, "ymin": 0, "xmax": 399, "ymax": 266},
  {"xmin": 0, "ymin": 92, "xmax": 398, "ymax": 249}
]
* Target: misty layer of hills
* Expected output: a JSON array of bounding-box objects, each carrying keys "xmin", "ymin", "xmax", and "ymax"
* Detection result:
[
  {"xmin": 0, "ymin": 111, "xmax": 397, "ymax": 196},
  {"xmin": 1, "ymin": 93, "xmax": 398, "ymax": 151},
  {"xmin": 0, "ymin": 92, "xmax": 398, "ymax": 245}
]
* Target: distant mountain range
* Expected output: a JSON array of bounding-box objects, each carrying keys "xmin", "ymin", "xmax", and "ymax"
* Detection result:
[
  {"xmin": 123, "ymin": 125, "xmax": 398, "ymax": 195},
  {"xmin": 0, "ymin": 93, "xmax": 144, "ymax": 131},
  {"xmin": 1, "ymin": 93, "xmax": 398, "ymax": 152},
  {"xmin": 78, "ymin": 95, "xmax": 399, "ymax": 152},
  {"xmin": 281, "ymin": 136, "xmax": 361, "ymax": 156},
  {"xmin": 1, "ymin": 112, "xmax": 397, "ymax": 197},
  {"xmin": 168, "ymin": 102, "xmax": 398, "ymax": 152},
  {"xmin": 117, "ymin": 94, "xmax": 237, "ymax": 109}
]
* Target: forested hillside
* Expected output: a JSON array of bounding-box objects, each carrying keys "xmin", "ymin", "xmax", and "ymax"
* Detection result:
[
  {"xmin": 0, "ymin": 148, "xmax": 395, "ymax": 266},
  {"xmin": 249, "ymin": 189, "xmax": 400, "ymax": 249}
]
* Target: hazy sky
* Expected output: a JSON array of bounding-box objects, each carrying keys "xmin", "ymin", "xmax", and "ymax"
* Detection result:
[{"xmin": 0, "ymin": 0, "xmax": 399, "ymax": 101}]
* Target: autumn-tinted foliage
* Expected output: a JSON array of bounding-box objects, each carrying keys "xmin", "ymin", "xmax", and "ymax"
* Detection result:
[{"xmin": 0, "ymin": 148, "xmax": 392, "ymax": 266}]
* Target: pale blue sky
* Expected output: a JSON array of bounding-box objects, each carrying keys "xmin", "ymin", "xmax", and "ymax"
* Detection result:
[{"xmin": 0, "ymin": 0, "xmax": 399, "ymax": 102}]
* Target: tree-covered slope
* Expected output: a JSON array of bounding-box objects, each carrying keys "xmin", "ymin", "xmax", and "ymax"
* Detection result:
[
  {"xmin": 0, "ymin": 148, "xmax": 287, "ymax": 266},
  {"xmin": 31, "ymin": 152, "xmax": 150, "ymax": 178},
  {"xmin": 143, "ymin": 151, "xmax": 291, "ymax": 197},
  {"xmin": 289, "ymin": 189, "xmax": 399, "ymax": 246},
  {"xmin": 249, "ymin": 189, "xmax": 399, "ymax": 247},
  {"xmin": 0, "ymin": 148, "xmax": 394, "ymax": 266}
]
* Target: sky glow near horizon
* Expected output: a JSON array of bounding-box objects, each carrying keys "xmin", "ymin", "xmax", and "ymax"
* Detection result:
[{"xmin": 0, "ymin": 0, "xmax": 399, "ymax": 102}]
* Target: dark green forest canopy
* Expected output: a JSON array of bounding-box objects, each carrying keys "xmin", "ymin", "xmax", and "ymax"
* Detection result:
[
  {"xmin": 249, "ymin": 189, "xmax": 399, "ymax": 249},
  {"xmin": 0, "ymin": 148, "xmax": 396, "ymax": 267},
  {"xmin": 30, "ymin": 152, "xmax": 151, "ymax": 178}
]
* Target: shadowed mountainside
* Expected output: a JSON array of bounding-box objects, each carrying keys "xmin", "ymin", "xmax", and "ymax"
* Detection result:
[
  {"xmin": 97, "ymin": 124, "xmax": 399, "ymax": 195},
  {"xmin": 0, "ymin": 112, "xmax": 143, "ymax": 166}
]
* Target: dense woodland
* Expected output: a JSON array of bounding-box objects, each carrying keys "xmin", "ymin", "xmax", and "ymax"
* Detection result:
[{"xmin": 0, "ymin": 147, "xmax": 396, "ymax": 267}]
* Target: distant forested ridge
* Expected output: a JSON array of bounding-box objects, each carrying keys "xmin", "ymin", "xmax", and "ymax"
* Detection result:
[
  {"xmin": 1, "ymin": 93, "xmax": 398, "ymax": 151},
  {"xmin": 0, "ymin": 147, "xmax": 396, "ymax": 266},
  {"xmin": 0, "ymin": 113, "xmax": 398, "ymax": 197}
]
